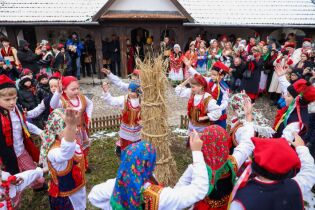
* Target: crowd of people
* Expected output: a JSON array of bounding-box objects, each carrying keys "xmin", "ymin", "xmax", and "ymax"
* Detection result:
[{"xmin": 0, "ymin": 31, "xmax": 314, "ymax": 210}]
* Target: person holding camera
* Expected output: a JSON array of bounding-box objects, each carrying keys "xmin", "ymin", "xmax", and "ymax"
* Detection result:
[{"xmin": 65, "ymin": 32, "xmax": 84, "ymax": 79}]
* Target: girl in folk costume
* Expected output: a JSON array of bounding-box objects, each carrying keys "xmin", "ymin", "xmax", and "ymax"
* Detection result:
[
  {"xmin": 0, "ymin": 37, "xmax": 21, "ymax": 69},
  {"xmin": 102, "ymin": 81, "xmax": 142, "ymax": 155},
  {"xmin": 230, "ymin": 134, "xmax": 315, "ymax": 210},
  {"xmin": 40, "ymin": 109, "xmax": 87, "ymax": 210},
  {"xmin": 169, "ymin": 44, "xmax": 185, "ymax": 84},
  {"xmin": 89, "ymin": 136, "xmax": 209, "ymax": 210},
  {"xmin": 0, "ymin": 75, "xmax": 45, "ymax": 190},
  {"xmin": 38, "ymin": 43, "xmax": 54, "ymax": 76},
  {"xmin": 196, "ymin": 41, "xmax": 209, "ymax": 76},
  {"xmin": 50, "ymin": 76, "xmax": 93, "ymax": 170},
  {"xmin": 207, "ymin": 39, "xmax": 222, "ymax": 70},
  {"xmin": 0, "ymin": 164, "xmax": 45, "ymax": 210},
  {"xmin": 186, "ymin": 59, "xmax": 230, "ymax": 129},
  {"xmin": 175, "ymin": 74, "xmax": 221, "ymax": 134},
  {"xmin": 229, "ymin": 92, "xmax": 275, "ymax": 149},
  {"xmin": 258, "ymin": 45, "xmax": 270, "ymax": 93},
  {"xmin": 192, "ymin": 108, "xmax": 255, "ymax": 210},
  {"xmin": 184, "ymin": 41, "xmax": 198, "ymax": 79},
  {"xmin": 272, "ymin": 65, "xmax": 315, "ymax": 142}
]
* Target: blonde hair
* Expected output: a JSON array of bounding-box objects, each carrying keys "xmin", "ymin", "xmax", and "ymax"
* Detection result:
[{"xmin": 0, "ymin": 88, "xmax": 17, "ymax": 97}]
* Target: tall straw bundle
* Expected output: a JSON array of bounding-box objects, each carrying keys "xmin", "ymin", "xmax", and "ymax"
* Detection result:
[{"xmin": 139, "ymin": 56, "xmax": 178, "ymax": 186}]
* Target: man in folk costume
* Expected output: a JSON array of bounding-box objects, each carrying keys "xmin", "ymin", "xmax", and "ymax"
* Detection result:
[
  {"xmin": 175, "ymin": 74, "xmax": 221, "ymax": 134},
  {"xmin": 101, "ymin": 68, "xmax": 140, "ymax": 92},
  {"xmin": 192, "ymin": 107, "xmax": 254, "ymax": 210},
  {"xmin": 40, "ymin": 109, "xmax": 86, "ymax": 210},
  {"xmin": 102, "ymin": 81, "xmax": 142, "ymax": 156},
  {"xmin": 89, "ymin": 134, "xmax": 209, "ymax": 210},
  {"xmin": 0, "ymin": 164, "xmax": 44, "ymax": 209},
  {"xmin": 230, "ymin": 134, "xmax": 315, "ymax": 210},
  {"xmin": 273, "ymin": 65, "xmax": 315, "ymax": 141},
  {"xmin": 228, "ymin": 93, "xmax": 275, "ymax": 150},
  {"xmin": 184, "ymin": 41, "xmax": 198, "ymax": 79},
  {"xmin": 185, "ymin": 60, "xmax": 230, "ymax": 129},
  {"xmin": 0, "ymin": 37, "xmax": 21, "ymax": 70},
  {"xmin": 0, "ymin": 75, "xmax": 45, "ymax": 191},
  {"xmin": 169, "ymin": 44, "xmax": 185, "ymax": 85},
  {"xmin": 50, "ymin": 76, "xmax": 93, "ymax": 171}
]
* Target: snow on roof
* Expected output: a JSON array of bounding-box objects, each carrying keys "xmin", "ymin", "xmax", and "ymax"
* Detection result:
[
  {"xmin": 0, "ymin": 0, "xmax": 108, "ymax": 22},
  {"xmin": 178, "ymin": 0, "xmax": 315, "ymax": 27}
]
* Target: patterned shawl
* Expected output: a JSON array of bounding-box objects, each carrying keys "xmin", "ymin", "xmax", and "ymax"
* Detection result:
[{"xmin": 110, "ymin": 141, "xmax": 156, "ymax": 210}]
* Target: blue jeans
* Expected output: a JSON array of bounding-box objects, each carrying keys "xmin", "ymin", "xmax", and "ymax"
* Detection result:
[{"xmin": 76, "ymin": 56, "xmax": 81, "ymax": 78}]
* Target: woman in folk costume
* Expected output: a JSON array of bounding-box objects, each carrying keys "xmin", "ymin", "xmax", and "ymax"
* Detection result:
[
  {"xmin": 0, "ymin": 36, "xmax": 21, "ymax": 69},
  {"xmin": 207, "ymin": 39, "xmax": 222, "ymax": 71},
  {"xmin": 184, "ymin": 41, "xmax": 198, "ymax": 79},
  {"xmin": 102, "ymin": 81, "xmax": 142, "ymax": 156},
  {"xmin": 0, "ymin": 165, "xmax": 44, "ymax": 210},
  {"xmin": 229, "ymin": 92, "xmax": 275, "ymax": 149},
  {"xmin": 192, "ymin": 106, "xmax": 255, "ymax": 210},
  {"xmin": 241, "ymin": 47, "xmax": 264, "ymax": 102},
  {"xmin": 101, "ymin": 68, "xmax": 140, "ymax": 92},
  {"xmin": 185, "ymin": 59, "xmax": 230, "ymax": 129},
  {"xmin": 272, "ymin": 65, "xmax": 315, "ymax": 141},
  {"xmin": 0, "ymin": 75, "xmax": 45, "ymax": 191},
  {"xmin": 230, "ymin": 134, "xmax": 315, "ymax": 210},
  {"xmin": 89, "ymin": 134, "xmax": 209, "ymax": 210},
  {"xmin": 258, "ymin": 45, "xmax": 270, "ymax": 93},
  {"xmin": 50, "ymin": 76, "xmax": 93, "ymax": 170},
  {"xmin": 268, "ymin": 42, "xmax": 295, "ymax": 105},
  {"xmin": 169, "ymin": 44, "xmax": 185, "ymax": 84},
  {"xmin": 196, "ymin": 41, "xmax": 209, "ymax": 76},
  {"xmin": 40, "ymin": 109, "xmax": 86, "ymax": 210},
  {"xmin": 175, "ymin": 74, "xmax": 221, "ymax": 134}
]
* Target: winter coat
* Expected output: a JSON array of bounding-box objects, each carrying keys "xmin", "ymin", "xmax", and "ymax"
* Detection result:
[
  {"xmin": 36, "ymin": 83, "xmax": 50, "ymax": 102},
  {"xmin": 18, "ymin": 78, "xmax": 39, "ymax": 110},
  {"xmin": 17, "ymin": 41, "xmax": 40, "ymax": 74}
]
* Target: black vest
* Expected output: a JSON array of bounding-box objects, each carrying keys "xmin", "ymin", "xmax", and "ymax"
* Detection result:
[{"xmin": 234, "ymin": 178, "xmax": 303, "ymax": 210}]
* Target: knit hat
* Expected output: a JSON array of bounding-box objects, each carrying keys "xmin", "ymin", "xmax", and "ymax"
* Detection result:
[
  {"xmin": 284, "ymin": 42, "xmax": 296, "ymax": 49},
  {"xmin": 290, "ymin": 68, "xmax": 302, "ymax": 80},
  {"xmin": 0, "ymin": 75, "xmax": 16, "ymax": 90},
  {"xmin": 57, "ymin": 43, "xmax": 64, "ymax": 50},
  {"xmin": 251, "ymin": 137, "xmax": 301, "ymax": 180},
  {"xmin": 229, "ymin": 93, "xmax": 275, "ymax": 138},
  {"xmin": 212, "ymin": 61, "xmax": 230, "ymax": 75},
  {"xmin": 21, "ymin": 68, "xmax": 32, "ymax": 76},
  {"xmin": 173, "ymin": 44, "xmax": 181, "ymax": 51},
  {"xmin": 50, "ymin": 71, "xmax": 61, "ymax": 80},
  {"xmin": 62, "ymin": 76, "xmax": 77, "ymax": 90},
  {"xmin": 191, "ymin": 74, "xmax": 208, "ymax": 89},
  {"xmin": 36, "ymin": 73, "xmax": 48, "ymax": 82}
]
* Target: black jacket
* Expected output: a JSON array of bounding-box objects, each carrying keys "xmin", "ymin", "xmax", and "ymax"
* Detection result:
[
  {"xmin": 232, "ymin": 62, "xmax": 246, "ymax": 79},
  {"xmin": 52, "ymin": 52, "xmax": 65, "ymax": 71},
  {"xmin": 36, "ymin": 83, "xmax": 50, "ymax": 102},
  {"xmin": 18, "ymin": 78, "xmax": 39, "ymax": 110},
  {"xmin": 0, "ymin": 66, "xmax": 20, "ymax": 81},
  {"xmin": 17, "ymin": 48, "xmax": 40, "ymax": 74}
]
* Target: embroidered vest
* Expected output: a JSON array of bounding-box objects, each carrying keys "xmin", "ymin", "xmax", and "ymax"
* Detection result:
[
  {"xmin": 194, "ymin": 156, "xmax": 238, "ymax": 210},
  {"xmin": 188, "ymin": 94, "xmax": 213, "ymax": 127},
  {"xmin": 121, "ymin": 96, "xmax": 141, "ymax": 127},
  {"xmin": 143, "ymin": 184, "xmax": 163, "ymax": 210},
  {"xmin": 60, "ymin": 93, "xmax": 88, "ymax": 128},
  {"xmin": 48, "ymin": 141, "xmax": 86, "ymax": 197}
]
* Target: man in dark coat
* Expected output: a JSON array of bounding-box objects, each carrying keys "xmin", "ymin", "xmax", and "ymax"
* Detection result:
[
  {"xmin": 17, "ymin": 40, "xmax": 41, "ymax": 74},
  {"xmin": 109, "ymin": 34, "xmax": 121, "ymax": 76},
  {"xmin": 230, "ymin": 57, "xmax": 246, "ymax": 93}
]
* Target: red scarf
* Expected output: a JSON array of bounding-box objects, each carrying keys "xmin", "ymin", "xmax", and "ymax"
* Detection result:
[
  {"xmin": 207, "ymin": 81, "xmax": 219, "ymax": 100},
  {"xmin": 0, "ymin": 111, "xmax": 13, "ymax": 146}
]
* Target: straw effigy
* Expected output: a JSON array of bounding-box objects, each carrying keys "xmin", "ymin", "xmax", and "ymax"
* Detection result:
[{"xmin": 138, "ymin": 56, "xmax": 178, "ymax": 186}]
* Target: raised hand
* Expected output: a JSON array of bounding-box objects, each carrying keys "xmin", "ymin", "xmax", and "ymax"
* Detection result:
[
  {"xmin": 64, "ymin": 108, "xmax": 80, "ymax": 127},
  {"xmin": 189, "ymin": 129, "xmax": 203, "ymax": 151},
  {"xmin": 100, "ymin": 68, "xmax": 111, "ymax": 75},
  {"xmin": 275, "ymin": 64, "xmax": 287, "ymax": 77},
  {"xmin": 291, "ymin": 133, "xmax": 305, "ymax": 147},
  {"xmin": 183, "ymin": 57, "xmax": 191, "ymax": 67},
  {"xmin": 102, "ymin": 81, "xmax": 110, "ymax": 93},
  {"xmin": 244, "ymin": 98, "xmax": 253, "ymax": 122}
]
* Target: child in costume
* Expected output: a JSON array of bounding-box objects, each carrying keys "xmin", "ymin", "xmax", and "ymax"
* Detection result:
[
  {"xmin": 175, "ymin": 74, "xmax": 221, "ymax": 134},
  {"xmin": 0, "ymin": 166, "xmax": 44, "ymax": 209},
  {"xmin": 102, "ymin": 81, "xmax": 142, "ymax": 155},
  {"xmin": 0, "ymin": 75, "xmax": 44, "ymax": 190},
  {"xmin": 196, "ymin": 41, "xmax": 208, "ymax": 76},
  {"xmin": 229, "ymin": 92, "xmax": 275, "ymax": 148},
  {"xmin": 168, "ymin": 44, "xmax": 184, "ymax": 85},
  {"xmin": 184, "ymin": 41, "xmax": 198, "ymax": 79},
  {"xmin": 26, "ymin": 72, "xmax": 61, "ymax": 124},
  {"xmin": 230, "ymin": 134, "xmax": 315, "ymax": 210},
  {"xmin": 40, "ymin": 109, "xmax": 86, "ymax": 210},
  {"xmin": 36, "ymin": 72, "xmax": 50, "ymax": 102},
  {"xmin": 185, "ymin": 59, "xmax": 230, "ymax": 129},
  {"xmin": 50, "ymin": 76, "xmax": 93, "ymax": 170},
  {"xmin": 273, "ymin": 65, "xmax": 315, "ymax": 141},
  {"xmin": 88, "ymin": 133, "xmax": 209, "ymax": 210}
]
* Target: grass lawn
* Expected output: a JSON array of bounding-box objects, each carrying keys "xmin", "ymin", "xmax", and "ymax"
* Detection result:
[{"xmin": 20, "ymin": 132, "xmax": 191, "ymax": 210}]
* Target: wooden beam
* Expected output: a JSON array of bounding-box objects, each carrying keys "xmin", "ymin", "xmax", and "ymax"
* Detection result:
[
  {"xmin": 170, "ymin": 0, "xmax": 194, "ymax": 22},
  {"xmin": 92, "ymin": 0, "xmax": 116, "ymax": 21},
  {"xmin": 94, "ymin": 28, "xmax": 104, "ymax": 79},
  {"xmin": 120, "ymin": 27, "xmax": 128, "ymax": 78}
]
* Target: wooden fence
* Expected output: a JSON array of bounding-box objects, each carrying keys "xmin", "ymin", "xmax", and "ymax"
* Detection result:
[
  {"xmin": 89, "ymin": 115, "xmax": 121, "ymax": 134},
  {"xmin": 180, "ymin": 115, "xmax": 189, "ymax": 129}
]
